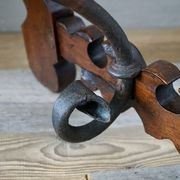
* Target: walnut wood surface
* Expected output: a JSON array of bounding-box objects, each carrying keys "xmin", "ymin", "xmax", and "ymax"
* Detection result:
[
  {"xmin": 22, "ymin": 0, "xmax": 76, "ymax": 92},
  {"xmin": 134, "ymin": 61, "xmax": 180, "ymax": 152}
]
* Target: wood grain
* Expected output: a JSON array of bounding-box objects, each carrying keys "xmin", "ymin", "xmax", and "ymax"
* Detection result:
[
  {"xmin": 0, "ymin": 127, "xmax": 180, "ymax": 180},
  {"xmin": 0, "ymin": 28, "xmax": 180, "ymax": 69},
  {"xmin": 134, "ymin": 61, "xmax": 180, "ymax": 152},
  {"xmin": 22, "ymin": 0, "xmax": 76, "ymax": 92}
]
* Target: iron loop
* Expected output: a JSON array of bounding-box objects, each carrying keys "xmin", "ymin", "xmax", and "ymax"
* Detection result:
[
  {"xmin": 52, "ymin": 80, "xmax": 133, "ymax": 142},
  {"xmin": 52, "ymin": 0, "xmax": 142, "ymax": 78},
  {"xmin": 52, "ymin": 81, "xmax": 111, "ymax": 142}
]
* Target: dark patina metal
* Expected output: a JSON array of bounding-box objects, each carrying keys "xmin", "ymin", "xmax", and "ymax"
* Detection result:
[{"xmin": 52, "ymin": 80, "xmax": 132, "ymax": 142}]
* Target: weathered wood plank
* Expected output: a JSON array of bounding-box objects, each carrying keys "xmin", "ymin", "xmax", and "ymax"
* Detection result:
[
  {"xmin": 90, "ymin": 165, "xmax": 180, "ymax": 180},
  {"xmin": 0, "ymin": 128, "xmax": 179, "ymax": 180}
]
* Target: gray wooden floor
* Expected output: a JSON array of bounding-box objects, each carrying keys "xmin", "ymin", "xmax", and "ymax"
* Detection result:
[{"xmin": 91, "ymin": 165, "xmax": 180, "ymax": 180}]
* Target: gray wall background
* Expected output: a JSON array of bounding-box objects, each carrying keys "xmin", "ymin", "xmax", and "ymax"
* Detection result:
[{"xmin": 0, "ymin": 0, "xmax": 180, "ymax": 32}]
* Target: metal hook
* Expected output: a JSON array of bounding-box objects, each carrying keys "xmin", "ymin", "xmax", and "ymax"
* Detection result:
[{"xmin": 52, "ymin": 80, "xmax": 132, "ymax": 142}]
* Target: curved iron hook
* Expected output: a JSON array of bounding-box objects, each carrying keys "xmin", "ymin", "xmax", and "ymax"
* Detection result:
[
  {"xmin": 52, "ymin": 80, "xmax": 132, "ymax": 142},
  {"xmin": 52, "ymin": 42, "xmax": 146, "ymax": 143},
  {"xmin": 52, "ymin": 0, "xmax": 141, "ymax": 78}
]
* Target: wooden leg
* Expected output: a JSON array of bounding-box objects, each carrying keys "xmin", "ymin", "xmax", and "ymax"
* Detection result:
[{"xmin": 22, "ymin": 0, "xmax": 76, "ymax": 92}]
